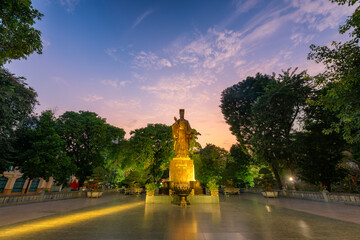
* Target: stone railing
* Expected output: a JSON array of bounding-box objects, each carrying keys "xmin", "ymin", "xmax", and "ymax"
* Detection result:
[
  {"xmin": 326, "ymin": 192, "xmax": 360, "ymax": 205},
  {"xmin": 281, "ymin": 190, "xmax": 325, "ymax": 201},
  {"xmin": 246, "ymin": 188, "xmax": 360, "ymax": 205},
  {"xmin": 0, "ymin": 191, "xmax": 83, "ymax": 206},
  {"xmin": 124, "ymin": 187, "xmax": 143, "ymax": 195},
  {"xmin": 281, "ymin": 190, "xmax": 360, "ymax": 205}
]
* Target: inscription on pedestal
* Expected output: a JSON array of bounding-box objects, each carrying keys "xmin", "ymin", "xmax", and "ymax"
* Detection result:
[{"xmin": 169, "ymin": 158, "xmax": 195, "ymax": 184}]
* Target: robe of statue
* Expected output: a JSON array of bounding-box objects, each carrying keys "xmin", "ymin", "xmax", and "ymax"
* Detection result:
[{"xmin": 172, "ymin": 112, "xmax": 193, "ymax": 158}]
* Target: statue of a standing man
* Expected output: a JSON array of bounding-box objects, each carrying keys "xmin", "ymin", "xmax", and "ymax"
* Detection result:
[{"xmin": 172, "ymin": 109, "xmax": 193, "ymax": 158}]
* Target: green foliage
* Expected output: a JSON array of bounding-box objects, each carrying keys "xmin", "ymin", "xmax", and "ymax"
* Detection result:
[
  {"xmin": 0, "ymin": 68, "xmax": 37, "ymax": 172},
  {"xmin": 14, "ymin": 110, "xmax": 73, "ymax": 184},
  {"xmin": 107, "ymin": 124, "xmax": 173, "ymax": 186},
  {"xmin": 0, "ymin": 0, "xmax": 43, "ymax": 65},
  {"xmin": 294, "ymin": 91, "xmax": 348, "ymax": 191},
  {"xmin": 220, "ymin": 73, "xmax": 275, "ymax": 146},
  {"xmin": 221, "ymin": 69, "xmax": 311, "ymax": 188},
  {"xmin": 145, "ymin": 182, "xmax": 158, "ymax": 191},
  {"xmin": 227, "ymin": 143, "xmax": 256, "ymax": 187},
  {"xmin": 129, "ymin": 124, "xmax": 174, "ymax": 184},
  {"xmin": 87, "ymin": 166, "xmax": 107, "ymax": 192},
  {"xmin": 195, "ymin": 144, "xmax": 231, "ymax": 187},
  {"xmin": 57, "ymin": 111, "xmax": 125, "ymax": 186},
  {"xmin": 105, "ymin": 139, "xmax": 134, "ymax": 185},
  {"xmin": 308, "ymin": 0, "xmax": 360, "ymax": 144},
  {"xmin": 257, "ymin": 168, "xmax": 277, "ymax": 191},
  {"xmin": 206, "ymin": 179, "xmax": 219, "ymax": 190},
  {"xmin": 189, "ymin": 128, "xmax": 201, "ymax": 157},
  {"xmin": 250, "ymin": 69, "xmax": 312, "ymax": 187}
]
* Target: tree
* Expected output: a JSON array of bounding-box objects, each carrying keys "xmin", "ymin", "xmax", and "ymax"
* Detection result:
[
  {"xmin": 228, "ymin": 143, "xmax": 256, "ymax": 188},
  {"xmin": 128, "ymin": 124, "xmax": 174, "ymax": 184},
  {"xmin": 221, "ymin": 70, "xmax": 311, "ymax": 188},
  {"xmin": 0, "ymin": 0, "xmax": 43, "ymax": 65},
  {"xmin": 308, "ymin": 0, "xmax": 360, "ymax": 144},
  {"xmin": 195, "ymin": 144, "xmax": 231, "ymax": 187},
  {"xmin": 0, "ymin": 68, "xmax": 37, "ymax": 172},
  {"xmin": 220, "ymin": 73, "xmax": 275, "ymax": 146},
  {"xmin": 104, "ymin": 139, "xmax": 134, "ymax": 187},
  {"xmin": 14, "ymin": 111, "xmax": 73, "ymax": 190},
  {"xmin": 250, "ymin": 69, "xmax": 312, "ymax": 187},
  {"xmin": 294, "ymin": 90, "xmax": 347, "ymax": 191},
  {"xmin": 56, "ymin": 111, "xmax": 125, "ymax": 187}
]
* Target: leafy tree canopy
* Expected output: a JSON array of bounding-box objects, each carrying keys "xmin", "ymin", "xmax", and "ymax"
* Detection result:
[
  {"xmin": 221, "ymin": 69, "xmax": 311, "ymax": 188},
  {"xmin": 195, "ymin": 144, "xmax": 231, "ymax": 187},
  {"xmin": 14, "ymin": 110, "xmax": 73, "ymax": 184},
  {"xmin": 220, "ymin": 73, "xmax": 275, "ymax": 146},
  {"xmin": 308, "ymin": 0, "xmax": 360, "ymax": 143},
  {"xmin": 0, "ymin": 0, "xmax": 43, "ymax": 65},
  {"xmin": 56, "ymin": 111, "xmax": 125, "ymax": 186},
  {"xmin": 0, "ymin": 68, "xmax": 37, "ymax": 172},
  {"xmin": 128, "ymin": 124, "xmax": 174, "ymax": 184},
  {"xmin": 250, "ymin": 69, "xmax": 312, "ymax": 187},
  {"xmin": 228, "ymin": 143, "xmax": 256, "ymax": 187},
  {"xmin": 294, "ymin": 89, "xmax": 348, "ymax": 191}
]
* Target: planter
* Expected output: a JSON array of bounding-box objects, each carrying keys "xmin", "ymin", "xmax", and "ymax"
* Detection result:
[
  {"xmin": 262, "ymin": 191, "xmax": 278, "ymax": 198},
  {"xmin": 86, "ymin": 191, "xmax": 103, "ymax": 198},
  {"xmin": 210, "ymin": 190, "xmax": 219, "ymax": 196},
  {"xmin": 224, "ymin": 187, "xmax": 240, "ymax": 195},
  {"xmin": 146, "ymin": 190, "xmax": 155, "ymax": 196}
]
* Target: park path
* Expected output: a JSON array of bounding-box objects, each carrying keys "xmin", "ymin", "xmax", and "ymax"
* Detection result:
[
  {"xmin": 0, "ymin": 193, "xmax": 128, "ymax": 227},
  {"xmin": 238, "ymin": 193, "xmax": 360, "ymax": 224},
  {"xmin": 0, "ymin": 193, "xmax": 359, "ymax": 240}
]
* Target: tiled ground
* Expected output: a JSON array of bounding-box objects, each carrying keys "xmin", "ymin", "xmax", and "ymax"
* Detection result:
[{"xmin": 0, "ymin": 194, "xmax": 359, "ymax": 240}]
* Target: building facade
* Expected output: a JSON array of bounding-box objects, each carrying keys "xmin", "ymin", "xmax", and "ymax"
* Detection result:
[{"xmin": 0, "ymin": 167, "xmax": 54, "ymax": 195}]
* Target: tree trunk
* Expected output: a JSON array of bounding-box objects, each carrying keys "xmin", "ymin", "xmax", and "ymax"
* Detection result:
[
  {"xmin": 25, "ymin": 178, "xmax": 32, "ymax": 193},
  {"xmin": 78, "ymin": 179, "xmax": 84, "ymax": 191},
  {"xmin": 270, "ymin": 163, "xmax": 282, "ymax": 189}
]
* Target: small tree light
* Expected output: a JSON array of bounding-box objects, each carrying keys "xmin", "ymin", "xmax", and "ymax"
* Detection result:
[{"xmin": 289, "ymin": 177, "xmax": 293, "ymax": 181}]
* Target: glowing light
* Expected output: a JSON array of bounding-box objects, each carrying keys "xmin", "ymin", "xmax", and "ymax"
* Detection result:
[
  {"xmin": 289, "ymin": 177, "xmax": 293, "ymax": 181},
  {"xmin": 0, "ymin": 201, "xmax": 144, "ymax": 238},
  {"xmin": 265, "ymin": 205, "xmax": 271, "ymax": 212}
]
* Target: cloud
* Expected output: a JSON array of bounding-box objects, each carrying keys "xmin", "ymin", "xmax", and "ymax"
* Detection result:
[
  {"xmin": 290, "ymin": 32, "xmax": 315, "ymax": 46},
  {"xmin": 101, "ymin": 79, "xmax": 131, "ymax": 88},
  {"xmin": 51, "ymin": 76, "xmax": 69, "ymax": 86},
  {"xmin": 80, "ymin": 94, "xmax": 104, "ymax": 102},
  {"xmin": 59, "ymin": 0, "xmax": 81, "ymax": 12},
  {"xmin": 141, "ymin": 73, "xmax": 215, "ymax": 101},
  {"xmin": 105, "ymin": 48, "xmax": 118, "ymax": 61},
  {"xmin": 42, "ymin": 39, "xmax": 51, "ymax": 48},
  {"xmin": 234, "ymin": 0, "xmax": 259, "ymax": 14},
  {"xmin": 133, "ymin": 51, "xmax": 172, "ymax": 70},
  {"xmin": 234, "ymin": 60, "xmax": 246, "ymax": 67},
  {"xmin": 104, "ymin": 99, "xmax": 141, "ymax": 109},
  {"xmin": 176, "ymin": 29, "xmax": 245, "ymax": 73},
  {"xmin": 219, "ymin": 0, "xmax": 260, "ymax": 28},
  {"xmin": 289, "ymin": 0, "xmax": 356, "ymax": 32},
  {"xmin": 132, "ymin": 72, "xmax": 147, "ymax": 82},
  {"xmin": 133, "ymin": 9, "xmax": 153, "ymax": 28}
]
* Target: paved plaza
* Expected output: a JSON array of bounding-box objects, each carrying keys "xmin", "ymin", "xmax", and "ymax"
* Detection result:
[{"xmin": 0, "ymin": 193, "xmax": 359, "ymax": 240}]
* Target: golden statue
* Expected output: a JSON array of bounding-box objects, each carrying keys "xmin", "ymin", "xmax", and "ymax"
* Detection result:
[{"xmin": 172, "ymin": 109, "xmax": 193, "ymax": 158}]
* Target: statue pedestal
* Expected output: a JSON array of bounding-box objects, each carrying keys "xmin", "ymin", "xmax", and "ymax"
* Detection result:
[{"xmin": 169, "ymin": 157, "xmax": 195, "ymax": 184}]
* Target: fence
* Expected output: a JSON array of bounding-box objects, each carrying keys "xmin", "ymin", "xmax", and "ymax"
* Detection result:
[
  {"xmin": 281, "ymin": 190, "xmax": 325, "ymax": 201},
  {"xmin": 246, "ymin": 188, "xmax": 360, "ymax": 205},
  {"xmin": 0, "ymin": 191, "xmax": 83, "ymax": 206}
]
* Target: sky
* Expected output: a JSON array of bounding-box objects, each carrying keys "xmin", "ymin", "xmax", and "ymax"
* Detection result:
[{"xmin": 5, "ymin": 0, "xmax": 357, "ymax": 150}]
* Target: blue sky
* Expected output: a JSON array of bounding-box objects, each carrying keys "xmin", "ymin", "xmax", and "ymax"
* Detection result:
[{"xmin": 6, "ymin": 0, "xmax": 356, "ymax": 149}]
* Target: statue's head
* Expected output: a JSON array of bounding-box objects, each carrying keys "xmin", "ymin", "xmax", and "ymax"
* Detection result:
[{"xmin": 179, "ymin": 109, "xmax": 185, "ymax": 119}]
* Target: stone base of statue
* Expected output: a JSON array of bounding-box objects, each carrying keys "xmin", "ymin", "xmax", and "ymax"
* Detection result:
[
  {"xmin": 145, "ymin": 195, "xmax": 219, "ymax": 204},
  {"xmin": 169, "ymin": 157, "xmax": 195, "ymax": 184}
]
